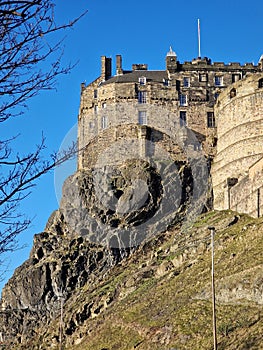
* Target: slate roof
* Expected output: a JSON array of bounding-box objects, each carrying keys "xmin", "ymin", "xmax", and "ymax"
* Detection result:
[{"xmin": 102, "ymin": 70, "xmax": 169, "ymax": 85}]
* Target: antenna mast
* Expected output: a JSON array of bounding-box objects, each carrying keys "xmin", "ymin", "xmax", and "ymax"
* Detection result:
[{"xmin": 198, "ymin": 19, "xmax": 201, "ymax": 58}]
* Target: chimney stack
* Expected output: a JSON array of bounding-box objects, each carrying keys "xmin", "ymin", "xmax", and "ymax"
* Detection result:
[
  {"xmin": 116, "ymin": 54, "xmax": 123, "ymax": 75},
  {"xmin": 101, "ymin": 56, "xmax": 112, "ymax": 81}
]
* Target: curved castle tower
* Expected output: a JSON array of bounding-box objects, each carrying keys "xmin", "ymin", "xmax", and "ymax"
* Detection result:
[{"xmin": 212, "ymin": 73, "xmax": 263, "ymax": 216}]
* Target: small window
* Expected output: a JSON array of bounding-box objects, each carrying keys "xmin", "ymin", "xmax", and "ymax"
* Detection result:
[
  {"xmin": 258, "ymin": 78, "xmax": 263, "ymax": 88},
  {"xmin": 180, "ymin": 111, "xmax": 187, "ymax": 126},
  {"xmin": 94, "ymin": 89, "xmax": 98, "ymax": 98},
  {"xmin": 139, "ymin": 77, "xmax": 146, "ymax": 85},
  {"xmin": 183, "ymin": 77, "xmax": 190, "ymax": 87},
  {"xmin": 138, "ymin": 111, "xmax": 147, "ymax": 125},
  {"xmin": 214, "ymin": 93, "xmax": 220, "ymax": 100},
  {"xmin": 138, "ymin": 91, "xmax": 147, "ymax": 104},
  {"xmin": 94, "ymin": 105, "xmax": 98, "ymax": 114},
  {"xmin": 101, "ymin": 115, "xmax": 108, "ymax": 129},
  {"xmin": 89, "ymin": 121, "xmax": 95, "ymax": 129},
  {"xmin": 163, "ymin": 78, "xmax": 169, "ymax": 86},
  {"xmin": 230, "ymin": 88, "xmax": 236, "ymax": 98},
  {"xmin": 102, "ymin": 102, "xmax": 106, "ymax": 108},
  {"xmin": 232, "ymin": 74, "xmax": 241, "ymax": 83},
  {"xmin": 207, "ymin": 112, "xmax": 215, "ymax": 128},
  {"xmin": 215, "ymin": 76, "xmax": 223, "ymax": 86},
  {"xmin": 199, "ymin": 73, "xmax": 208, "ymax": 82},
  {"xmin": 179, "ymin": 94, "xmax": 187, "ymax": 106}
]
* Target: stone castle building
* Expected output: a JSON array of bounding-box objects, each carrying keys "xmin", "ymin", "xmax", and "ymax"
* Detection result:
[{"xmin": 78, "ymin": 49, "xmax": 263, "ymax": 218}]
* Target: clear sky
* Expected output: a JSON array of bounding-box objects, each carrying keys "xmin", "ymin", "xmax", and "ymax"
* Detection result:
[{"xmin": 1, "ymin": 0, "xmax": 263, "ymax": 292}]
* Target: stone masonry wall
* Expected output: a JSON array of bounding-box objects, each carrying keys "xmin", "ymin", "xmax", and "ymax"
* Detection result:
[
  {"xmin": 212, "ymin": 73, "xmax": 263, "ymax": 213},
  {"xmin": 78, "ymin": 55, "xmax": 261, "ymax": 170},
  {"xmin": 229, "ymin": 157, "xmax": 263, "ymax": 217},
  {"xmin": 81, "ymin": 124, "xmax": 186, "ymax": 170}
]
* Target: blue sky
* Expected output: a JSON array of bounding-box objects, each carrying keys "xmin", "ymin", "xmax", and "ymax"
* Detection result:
[{"xmin": 1, "ymin": 0, "xmax": 263, "ymax": 292}]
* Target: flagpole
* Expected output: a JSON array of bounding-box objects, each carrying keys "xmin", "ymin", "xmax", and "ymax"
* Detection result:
[{"xmin": 198, "ymin": 19, "xmax": 201, "ymax": 58}]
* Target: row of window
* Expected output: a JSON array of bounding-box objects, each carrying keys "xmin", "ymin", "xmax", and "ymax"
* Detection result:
[
  {"xmin": 94, "ymin": 92, "xmax": 217, "ymax": 108},
  {"xmin": 137, "ymin": 74, "xmax": 240, "ymax": 88},
  {"xmin": 179, "ymin": 111, "xmax": 215, "ymax": 128},
  {"xmin": 179, "ymin": 92, "xmax": 221, "ymax": 106},
  {"xmin": 96, "ymin": 111, "xmax": 216, "ymax": 129},
  {"xmin": 138, "ymin": 91, "xmax": 221, "ymax": 106},
  {"xmin": 96, "ymin": 74, "xmax": 255, "ymax": 107},
  {"xmin": 93, "ymin": 74, "xmax": 244, "ymax": 99},
  {"xmin": 139, "ymin": 74, "xmax": 240, "ymax": 88},
  {"xmin": 229, "ymin": 78, "xmax": 263, "ymax": 99}
]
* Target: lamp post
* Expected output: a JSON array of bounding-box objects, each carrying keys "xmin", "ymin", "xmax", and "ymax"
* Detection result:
[
  {"xmin": 208, "ymin": 226, "xmax": 217, "ymax": 350},
  {"xmin": 57, "ymin": 293, "xmax": 65, "ymax": 350}
]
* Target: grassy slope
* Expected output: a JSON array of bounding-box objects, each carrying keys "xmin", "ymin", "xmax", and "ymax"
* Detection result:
[{"xmin": 28, "ymin": 210, "xmax": 263, "ymax": 350}]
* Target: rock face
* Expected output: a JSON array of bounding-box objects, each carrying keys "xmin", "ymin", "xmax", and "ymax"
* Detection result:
[
  {"xmin": 0, "ymin": 208, "xmax": 117, "ymax": 346},
  {"xmin": 60, "ymin": 159, "xmax": 196, "ymax": 249},
  {"xmin": 0, "ymin": 156, "xmax": 197, "ymax": 347},
  {"xmin": 0, "ymin": 206, "xmax": 263, "ymax": 349},
  {"xmin": 1, "ymin": 151, "xmax": 261, "ymax": 349}
]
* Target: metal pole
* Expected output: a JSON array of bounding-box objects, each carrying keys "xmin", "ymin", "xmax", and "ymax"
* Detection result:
[
  {"xmin": 198, "ymin": 19, "xmax": 201, "ymax": 58},
  {"xmin": 209, "ymin": 226, "xmax": 217, "ymax": 350},
  {"xmin": 59, "ymin": 296, "xmax": 64, "ymax": 350},
  {"xmin": 257, "ymin": 188, "xmax": 260, "ymax": 218}
]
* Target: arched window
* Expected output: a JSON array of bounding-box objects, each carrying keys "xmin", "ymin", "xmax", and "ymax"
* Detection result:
[
  {"xmin": 258, "ymin": 78, "xmax": 263, "ymax": 88},
  {"xmin": 230, "ymin": 88, "xmax": 236, "ymax": 98}
]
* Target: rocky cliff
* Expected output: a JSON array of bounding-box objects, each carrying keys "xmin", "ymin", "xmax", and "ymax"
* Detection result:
[
  {"xmin": 0, "ymin": 151, "xmax": 262, "ymax": 350},
  {"xmin": 0, "ymin": 207, "xmax": 262, "ymax": 349}
]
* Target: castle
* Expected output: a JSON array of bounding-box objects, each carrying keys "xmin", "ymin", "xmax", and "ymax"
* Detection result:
[{"xmin": 78, "ymin": 49, "xmax": 263, "ymax": 219}]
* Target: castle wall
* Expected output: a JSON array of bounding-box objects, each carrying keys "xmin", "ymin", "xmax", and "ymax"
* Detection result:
[
  {"xmin": 78, "ymin": 56, "xmax": 261, "ymax": 169},
  {"xmin": 212, "ymin": 73, "xmax": 263, "ymax": 214},
  {"xmin": 229, "ymin": 158, "xmax": 263, "ymax": 217},
  {"xmin": 77, "ymin": 54, "xmax": 263, "ymax": 218},
  {"xmin": 81, "ymin": 124, "xmax": 186, "ymax": 170}
]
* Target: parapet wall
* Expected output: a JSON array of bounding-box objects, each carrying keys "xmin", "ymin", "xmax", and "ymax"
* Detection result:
[{"xmin": 212, "ymin": 73, "xmax": 263, "ymax": 214}]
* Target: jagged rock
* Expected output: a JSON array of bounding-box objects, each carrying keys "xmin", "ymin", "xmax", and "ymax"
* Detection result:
[
  {"xmin": 0, "ymin": 206, "xmax": 118, "ymax": 347},
  {"xmin": 0, "ymin": 210, "xmax": 262, "ymax": 349}
]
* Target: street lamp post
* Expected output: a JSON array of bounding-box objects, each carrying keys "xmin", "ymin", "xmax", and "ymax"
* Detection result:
[{"xmin": 208, "ymin": 226, "xmax": 217, "ymax": 350}]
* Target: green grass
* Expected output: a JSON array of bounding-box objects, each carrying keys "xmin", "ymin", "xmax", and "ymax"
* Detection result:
[{"xmin": 13, "ymin": 210, "xmax": 263, "ymax": 350}]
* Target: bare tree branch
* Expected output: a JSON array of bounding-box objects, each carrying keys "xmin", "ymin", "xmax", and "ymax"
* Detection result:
[{"xmin": 0, "ymin": 1, "xmax": 87, "ymax": 259}]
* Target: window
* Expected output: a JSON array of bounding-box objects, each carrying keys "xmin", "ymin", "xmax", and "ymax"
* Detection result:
[
  {"xmin": 179, "ymin": 94, "xmax": 187, "ymax": 106},
  {"xmin": 258, "ymin": 78, "xmax": 263, "ymax": 88},
  {"xmin": 207, "ymin": 112, "xmax": 215, "ymax": 128},
  {"xmin": 89, "ymin": 121, "xmax": 95, "ymax": 129},
  {"xmin": 183, "ymin": 77, "xmax": 190, "ymax": 87},
  {"xmin": 232, "ymin": 74, "xmax": 241, "ymax": 83},
  {"xmin": 138, "ymin": 91, "xmax": 147, "ymax": 103},
  {"xmin": 180, "ymin": 111, "xmax": 187, "ymax": 126},
  {"xmin": 215, "ymin": 76, "xmax": 223, "ymax": 86},
  {"xmin": 199, "ymin": 73, "xmax": 208, "ymax": 82},
  {"xmin": 230, "ymin": 88, "xmax": 236, "ymax": 98},
  {"xmin": 138, "ymin": 111, "xmax": 147, "ymax": 125},
  {"xmin": 94, "ymin": 105, "xmax": 98, "ymax": 114},
  {"xmin": 139, "ymin": 76, "xmax": 146, "ymax": 85},
  {"xmin": 94, "ymin": 89, "xmax": 98, "ymax": 98},
  {"xmin": 214, "ymin": 93, "xmax": 220, "ymax": 100},
  {"xmin": 101, "ymin": 115, "xmax": 108, "ymax": 129},
  {"xmin": 163, "ymin": 78, "xmax": 169, "ymax": 86},
  {"xmin": 102, "ymin": 102, "xmax": 106, "ymax": 108}
]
